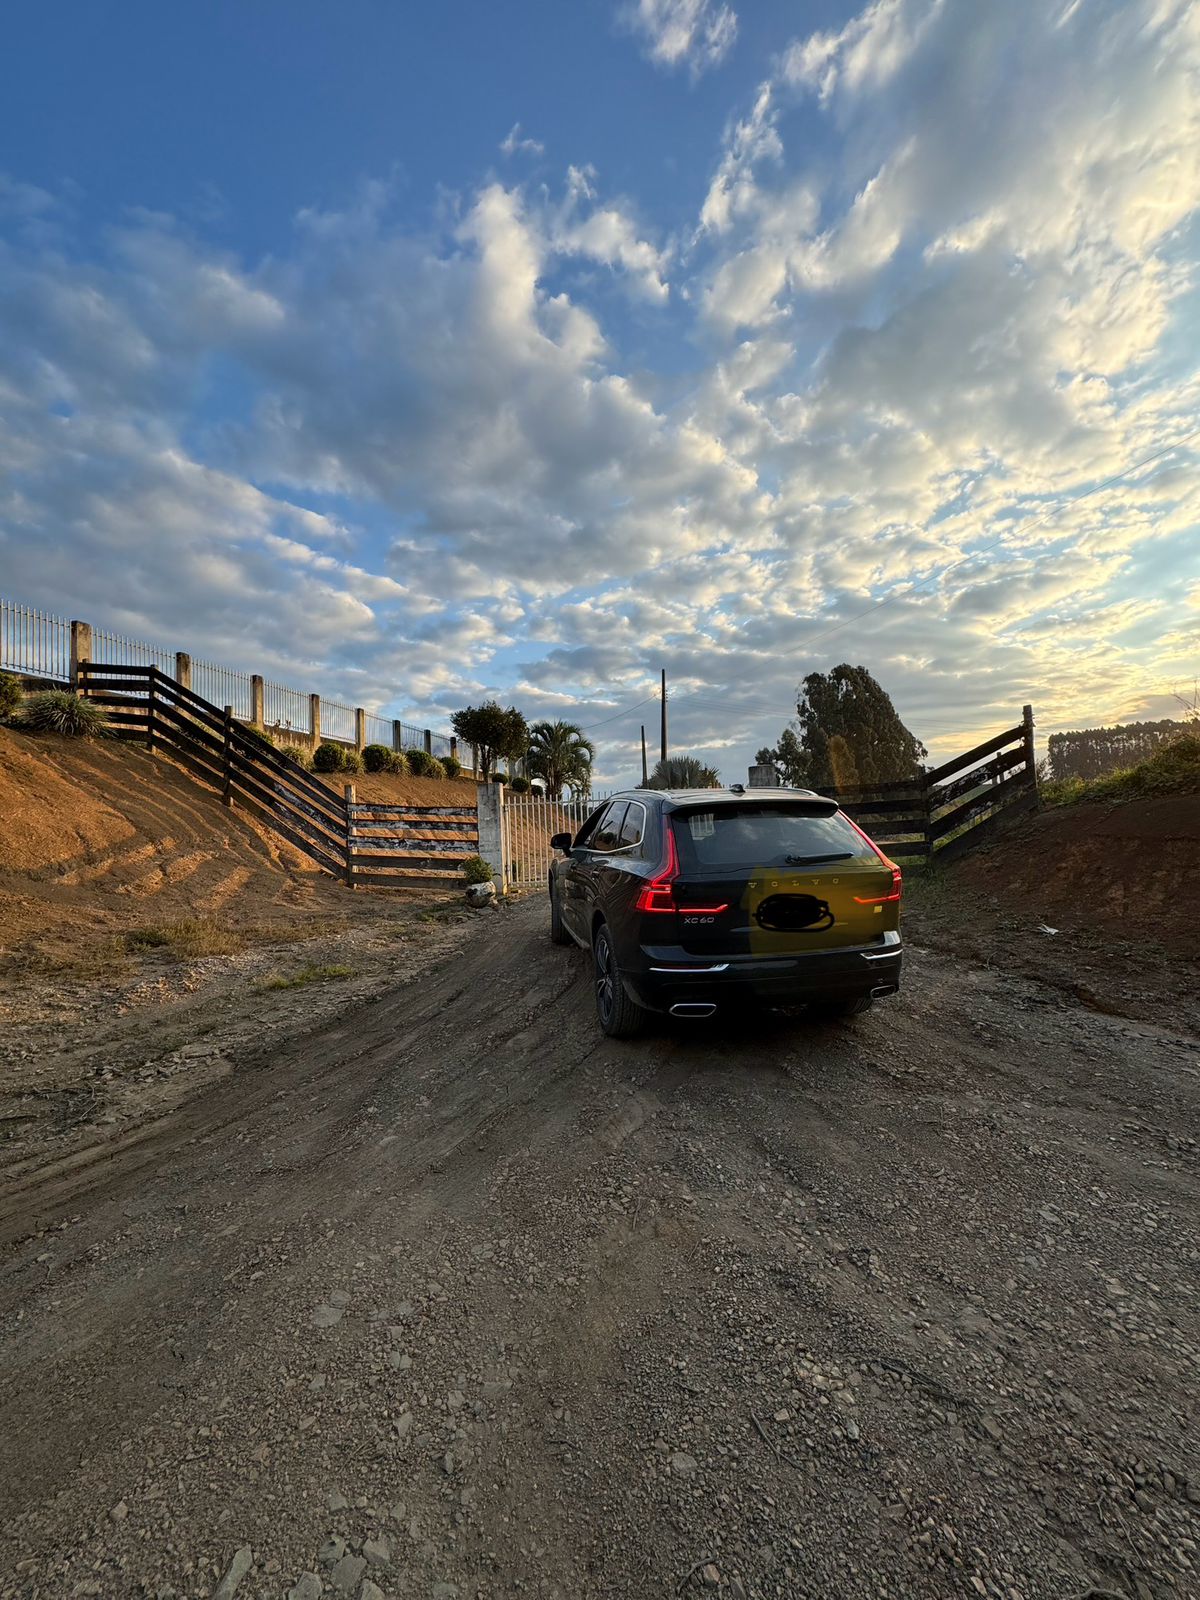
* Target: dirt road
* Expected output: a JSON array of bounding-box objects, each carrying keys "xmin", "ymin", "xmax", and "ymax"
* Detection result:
[{"xmin": 2, "ymin": 898, "xmax": 1198, "ymax": 1600}]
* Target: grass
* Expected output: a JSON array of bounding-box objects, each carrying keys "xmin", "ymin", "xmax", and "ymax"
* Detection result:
[
  {"xmin": 258, "ymin": 962, "xmax": 355, "ymax": 990},
  {"xmin": 125, "ymin": 917, "xmax": 341, "ymax": 959},
  {"xmin": 1040, "ymin": 730, "xmax": 1200, "ymax": 807}
]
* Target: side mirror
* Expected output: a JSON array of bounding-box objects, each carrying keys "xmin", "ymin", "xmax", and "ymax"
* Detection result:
[{"xmin": 550, "ymin": 832, "xmax": 573, "ymax": 853}]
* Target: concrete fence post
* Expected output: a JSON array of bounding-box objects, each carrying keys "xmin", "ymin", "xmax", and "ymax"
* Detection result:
[
  {"xmin": 310, "ymin": 694, "xmax": 321, "ymax": 746},
  {"xmin": 748, "ymin": 763, "xmax": 776, "ymax": 787},
  {"xmin": 69, "ymin": 620, "xmax": 93, "ymax": 690},
  {"xmin": 450, "ymin": 736, "xmax": 458, "ymax": 763},
  {"xmin": 423, "ymin": 728, "xmax": 433, "ymax": 755},
  {"xmin": 475, "ymin": 781, "xmax": 507, "ymax": 893},
  {"xmin": 392, "ymin": 718, "xmax": 403, "ymax": 754},
  {"xmin": 250, "ymin": 674, "xmax": 265, "ymax": 728},
  {"xmin": 355, "ymin": 708, "xmax": 367, "ymax": 752},
  {"xmin": 175, "ymin": 651, "xmax": 192, "ymax": 691}
]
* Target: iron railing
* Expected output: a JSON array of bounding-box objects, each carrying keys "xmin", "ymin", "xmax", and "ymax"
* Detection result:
[{"xmin": 0, "ymin": 599, "xmax": 69, "ymax": 681}]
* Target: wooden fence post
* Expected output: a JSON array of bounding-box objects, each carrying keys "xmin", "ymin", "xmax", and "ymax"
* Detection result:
[
  {"xmin": 1023, "ymin": 704, "xmax": 1038, "ymax": 803},
  {"xmin": 222, "ymin": 706, "xmax": 234, "ymax": 806},
  {"xmin": 344, "ymin": 782, "xmax": 356, "ymax": 888},
  {"xmin": 310, "ymin": 693, "xmax": 322, "ymax": 747},
  {"xmin": 146, "ymin": 667, "xmax": 157, "ymax": 754},
  {"xmin": 919, "ymin": 766, "xmax": 933, "ymax": 862},
  {"xmin": 355, "ymin": 708, "xmax": 367, "ymax": 752},
  {"xmin": 174, "ymin": 651, "xmax": 192, "ymax": 691}
]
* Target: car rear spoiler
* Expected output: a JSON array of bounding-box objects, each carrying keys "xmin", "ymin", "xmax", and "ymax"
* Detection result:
[{"xmin": 669, "ymin": 795, "xmax": 840, "ymax": 817}]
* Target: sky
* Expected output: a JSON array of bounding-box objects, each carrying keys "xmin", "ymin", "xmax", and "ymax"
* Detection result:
[{"xmin": 1, "ymin": 0, "xmax": 1198, "ymax": 787}]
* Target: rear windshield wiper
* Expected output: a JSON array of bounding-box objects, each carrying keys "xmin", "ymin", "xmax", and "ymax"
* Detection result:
[{"xmin": 784, "ymin": 852, "xmax": 856, "ymax": 864}]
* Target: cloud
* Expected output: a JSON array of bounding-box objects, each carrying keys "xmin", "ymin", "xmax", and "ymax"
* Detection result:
[
  {"xmin": 621, "ymin": 0, "xmax": 737, "ymax": 80},
  {"xmin": 500, "ymin": 122, "xmax": 544, "ymax": 158},
  {"xmin": 2, "ymin": 0, "xmax": 1198, "ymax": 784}
]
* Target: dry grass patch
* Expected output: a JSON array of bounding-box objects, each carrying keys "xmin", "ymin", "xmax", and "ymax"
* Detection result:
[
  {"xmin": 126, "ymin": 917, "xmax": 340, "ymax": 959},
  {"xmin": 258, "ymin": 963, "xmax": 355, "ymax": 991}
]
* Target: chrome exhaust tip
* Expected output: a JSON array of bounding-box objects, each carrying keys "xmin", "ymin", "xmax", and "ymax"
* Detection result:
[
  {"xmin": 870, "ymin": 983, "xmax": 899, "ymax": 999},
  {"xmin": 669, "ymin": 1001, "xmax": 717, "ymax": 1019}
]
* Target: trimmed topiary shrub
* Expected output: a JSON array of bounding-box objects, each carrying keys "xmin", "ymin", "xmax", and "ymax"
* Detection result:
[
  {"xmin": 491, "ymin": 771, "xmax": 507, "ymax": 784},
  {"xmin": 509, "ymin": 774, "xmax": 530, "ymax": 793},
  {"xmin": 18, "ymin": 691, "xmax": 110, "ymax": 738},
  {"xmin": 363, "ymin": 743, "xmax": 408, "ymax": 774},
  {"xmin": 0, "ymin": 670, "xmax": 23, "ymax": 722},
  {"xmin": 462, "ymin": 854, "xmax": 494, "ymax": 885},
  {"xmin": 313, "ymin": 741, "xmax": 346, "ymax": 773},
  {"xmin": 278, "ymin": 744, "xmax": 313, "ymax": 770},
  {"xmin": 406, "ymin": 748, "xmax": 445, "ymax": 779},
  {"xmin": 441, "ymin": 753, "xmax": 462, "ymax": 779}
]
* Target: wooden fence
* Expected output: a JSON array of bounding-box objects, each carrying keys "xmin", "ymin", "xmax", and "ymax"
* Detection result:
[
  {"xmin": 819, "ymin": 706, "xmax": 1038, "ymax": 863},
  {"xmin": 79, "ymin": 663, "xmax": 475, "ymax": 891}
]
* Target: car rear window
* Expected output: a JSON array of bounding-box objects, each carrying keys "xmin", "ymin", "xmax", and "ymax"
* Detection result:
[{"xmin": 671, "ymin": 805, "xmax": 875, "ymax": 869}]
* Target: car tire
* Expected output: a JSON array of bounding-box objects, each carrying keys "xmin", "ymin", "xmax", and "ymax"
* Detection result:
[
  {"xmin": 593, "ymin": 922, "xmax": 645, "ymax": 1039},
  {"xmin": 811, "ymin": 994, "xmax": 874, "ymax": 1019},
  {"xmin": 549, "ymin": 879, "xmax": 571, "ymax": 946}
]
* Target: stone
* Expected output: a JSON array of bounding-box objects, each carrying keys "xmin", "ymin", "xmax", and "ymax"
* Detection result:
[
  {"xmin": 432, "ymin": 1586, "xmax": 460, "ymax": 1600},
  {"xmin": 212, "ymin": 1546, "xmax": 253, "ymax": 1600},
  {"xmin": 329, "ymin": 1290, "xmax": 352, "ymax": 1308},
  {"xmin": 320, "ymin": 1536, "xmax": 348, "ymax": 1567},
  {"xmin": 288, "ymin": 1577, "xmax": 322, "ymax": 1600},
  {"xmin": 466, "ymin": 882, "xmax": 496, "ymax": 907},
  {"xmin": 394, "ymin": 1412, "xmax": 414, "ymax": 1439},
  {"xmin": 312, "ymin": 1305, "xmax": 344, "ymax": 1328},
  {"xmin": 360, "ymin": 1583, "xmax": 386, "ymax": 1600},
  {"xmin": 110, "ymin": 1501, "xmax": 129, "ymax": 1521},
  {"xmin": 670, "ymin": 1451, "xmax": 699, "ymax": 1479},
  {"xmin": 702, "ymin": 1564, "xmax": 722, "ymax": 1587},
  {"xmin": 331, "ymin": 1553, "xmax": 367, "ymax": 1593},
  {"xmin": 328, "ymin": 1491, "xmax": 348, "ymax": 1512},
  {"xmin": 363, "ymin": 1536, "xmax": 390, "ymax": 1567}
]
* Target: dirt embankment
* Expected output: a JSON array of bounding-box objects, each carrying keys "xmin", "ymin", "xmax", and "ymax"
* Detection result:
[{"xmin": 954, "ymin": 793, "xmax": 1199, "ymax": 953}]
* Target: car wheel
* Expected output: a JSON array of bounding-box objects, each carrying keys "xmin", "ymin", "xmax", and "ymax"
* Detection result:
[
  {"xmin": 549, "ymin": 878, "xmax": 571, "ymax": 945},
  {"xmin": 593, "ymin": 922, "xmax": 645, "ymax": 1038},
  {"xmin": 810, "ymin": 994, "xmax": 874, "ymax": 1019}
]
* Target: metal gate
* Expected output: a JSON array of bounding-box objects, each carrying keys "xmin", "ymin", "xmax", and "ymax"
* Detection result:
[{"xmin": 504, "ymin": 790, "xmax": 611, "ymax": 888}]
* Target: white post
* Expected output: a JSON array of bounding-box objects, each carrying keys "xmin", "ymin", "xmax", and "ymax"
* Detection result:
[{"xmin": 475, "ymin": 781, "xmax": 508, "ymax": 893}]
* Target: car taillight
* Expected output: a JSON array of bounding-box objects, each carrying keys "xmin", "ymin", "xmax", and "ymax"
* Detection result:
[
  {"xmin": 840, "ymin": 812, "xmax": 903, "ymax": 903},
  {"xmin": 635, "ymin": 822, "xmax": 728, "ymax": 915},
  {"xmin": 854, "ymin": 865, "xmax": 903, "ymax": 905}
]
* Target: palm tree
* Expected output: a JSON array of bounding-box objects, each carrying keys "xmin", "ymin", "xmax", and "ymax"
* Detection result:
[
  {"xmin": 646, "ymin": 755, "xmax": 721, "ymax": 789},
  {"xmin": 528, "ymin": 720, "xmax": 596, "ymax": 800}
]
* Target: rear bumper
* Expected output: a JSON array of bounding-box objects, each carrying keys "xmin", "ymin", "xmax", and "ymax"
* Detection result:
[{"xmin": 622, "ymin": 933, "xmax": 902, "ymax": 1013}]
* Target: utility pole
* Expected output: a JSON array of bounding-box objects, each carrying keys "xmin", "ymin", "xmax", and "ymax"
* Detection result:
[
  {"xmin": 660, "ymin": 668, "xmax": 667, "ymax": 763},
  {"xmin": 640, "ymin": 725, "xmax": 648, "ymax": 786}
]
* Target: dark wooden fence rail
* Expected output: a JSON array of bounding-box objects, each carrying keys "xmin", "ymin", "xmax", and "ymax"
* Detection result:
[
  {"xmin": 819, "ymin": 705, "xmax": 1038, "ymax": 863},
  {"xmin": 78, "ymin": 663, "xmax": 476, "ymax": 891},
  {"xmin": 347, "ymin": 802, "xmax": 478, "ymax": 891}
]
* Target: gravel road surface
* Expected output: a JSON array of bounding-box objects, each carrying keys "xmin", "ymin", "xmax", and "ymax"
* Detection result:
[{"xmin": 2, "ymin": 898, "xmax": 1197, "ymax": 1600}]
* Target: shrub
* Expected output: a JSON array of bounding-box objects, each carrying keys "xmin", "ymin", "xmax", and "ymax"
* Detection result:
[
  {"xmin": 509, "ymin": 774, "xmax": 530, "ymax": 793},
  {"xmin": 406, "ymin": 748, "xmax": 445, "ymax": 779},
  {"xmin": 491, "ymin": 771, "xmax": 507, "ymax": 784},
  {"xmin": 362, "ymin": 743, "xmax": 407, "ymax": 774},
  {"xmin": 462, "ymin": 854, "xmax": 495, "ymax": 885},
  {"xmin": 0, "ymin": 670, "xmax": 23, "ymax": 721},
  {"xmin": 341, "ymin": 750, "xmax": 364, "ymax": 775},
  {"xmin": 1041, "ymin": 729, "xmax": 1200, "ymax": 806},
  {"xmin": 278, "ymin": 744, "xmax": 313, "ymax": 770},
  {"xmin": 313, "ymin": 741, "xmax": 347, "ymax": 773},
  {"xmin": 441, "ymin": 753, "xmax": 462, "ymax": 779},
  {"xmin": 18, "ymin": 691, "xmax": 110, "ymax": 739}
]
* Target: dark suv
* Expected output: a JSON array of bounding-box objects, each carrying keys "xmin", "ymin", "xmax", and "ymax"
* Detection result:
[{"xmin": 549, "ymin": 787, "xmax": 902, "ymax": 1038}]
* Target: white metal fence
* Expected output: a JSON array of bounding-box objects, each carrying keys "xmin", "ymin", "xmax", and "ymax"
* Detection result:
[
  {"xmin": 196, "ymin": 659, "xmax": 255, "ymax": 719},
  {"xmin": 264, "ymin": 679, "xmax": 311, "ymax": 733},
  {"xmin": 505, "ymin": 790, "xmax": 609, "ymax": 888},
  {"xmin": 2, "ymin": 592, "xmax": 463, "ymax": 757},
  {"xmin": 0, "ymin": 599, "xmax": 70, "ymax": 681}
]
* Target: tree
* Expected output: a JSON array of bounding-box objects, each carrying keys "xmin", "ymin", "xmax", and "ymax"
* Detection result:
[
  {"xmin": 756, "ymin": 727, "xmax": 807, "ymax": 786},
  {"xmin": 761, "ymin": 665, "xmax": 925, "ymax": 792},
  {"xmin": 528, "ymin": 720, "xmax": 596, "ymax": 799},
  {"xmin": 450, "ymin": 702, "xmax": 529, "ymax": 782},
  {"xmin": 794, "ymin": 665, "xmax": 925, "ymax": 790},
  {"xmin": 646, "ymin": 755, "xmax": 720, "ymax": 790}
]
